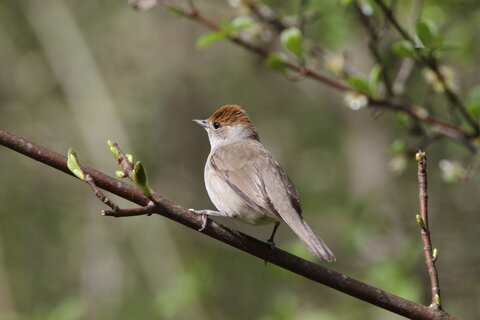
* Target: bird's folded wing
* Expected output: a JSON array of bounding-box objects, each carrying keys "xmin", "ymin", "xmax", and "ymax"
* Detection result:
[{"xmin": 210, "ymin": 140, "xmax": 301, "ymax": 219}]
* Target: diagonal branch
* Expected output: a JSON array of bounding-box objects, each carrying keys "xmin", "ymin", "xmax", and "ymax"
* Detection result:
[
  {"xmin": 161, "ymin": 1, "xmax": 350, "ymax": 92},
  {"xmin": 0, "ymin": 128, "xmax": 457, "ymax": 320}
]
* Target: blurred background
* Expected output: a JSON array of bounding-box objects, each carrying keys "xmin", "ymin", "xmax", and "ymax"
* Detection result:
[{"xmin": 0, "ymin": 0, "xmax": 479, "ymax": 319}]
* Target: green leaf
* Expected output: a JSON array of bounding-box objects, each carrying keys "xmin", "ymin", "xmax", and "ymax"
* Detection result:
[
  {"xmin": 347, "ymin": 75, "xmax": 370, "ymax": 95},
  {"xmin": 196, "ymin": 31, "xmax": 227, "ymax": 49},
  {"xmin": 416, "ymin": 19, "xmax": 440, "ymax": 48},
  {"xmin": 395, "ymin": 112, "xmax": 410, "ymax": 126},
  {"xmin": 368, "ymin": 65, "xmax": 382, "ymax": 98},
  {"xmin": 67, "ymin": 148, "xmax": 85, "ymax": 181},
  {"xmin": 196, "ymin": 16, "xmax": 254, "ymax": 49},
  {"xmin": 392, "ymin": 40, "xmax": 415, "ymax": 57},
  {"xmin": 229, "ymin": 16, "xmax": 254, "ymax": 31},
  {"xmin": 280, "ymin": 27, "xmax": 304, "ymax": 58},
  {"xmin": 389, "ymin": 139, "xmax": 406, "ymax": 154},
  {"xmin": 467, "ymin": 85, "xmax": 480, "ymax": 116},
  {"xmin": 265, "ymin": 52, "xmax": 287, "ymax": 73},
  {"xmin": 168, "ymin": 7, "xmax": 185, "ymax": 18}
]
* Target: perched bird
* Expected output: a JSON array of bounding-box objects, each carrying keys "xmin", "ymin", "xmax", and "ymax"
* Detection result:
[{"xmin": 192, "ymin": 105, "xmax": 335, "ymax": 262}]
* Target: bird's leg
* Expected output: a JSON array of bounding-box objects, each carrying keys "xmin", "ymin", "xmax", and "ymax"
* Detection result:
[
  {"xmin": 189, "ymin": 209, "xmax": 227, "ymax": 231},
  {"xmin": 267, "ymin": 221, "xmax": 281, "ymax": 250},
  {"xmin": 264, "ymin": 221, "xmax": 281, "ymax": 266}
]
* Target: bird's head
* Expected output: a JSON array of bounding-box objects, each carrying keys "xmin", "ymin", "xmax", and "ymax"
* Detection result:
[{"xmin": 193, "ymin": 105, "xmax": 259, "ymax": 149}]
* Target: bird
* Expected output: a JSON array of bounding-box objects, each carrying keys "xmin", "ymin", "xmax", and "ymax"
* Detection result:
[{"xmin": 192, "ymin": 105, "xmax": 335, "ymax": 262}]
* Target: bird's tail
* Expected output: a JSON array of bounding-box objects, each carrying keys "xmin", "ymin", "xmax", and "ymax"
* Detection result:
[{"xmin": 284, "ymin": 216, "xmax": 336, "ymax": 262}]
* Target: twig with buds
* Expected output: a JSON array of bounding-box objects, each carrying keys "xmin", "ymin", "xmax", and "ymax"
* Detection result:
[
  {"xmin": 66, "ymin": 146, "xmax": 156, "ymax": 217},
  {"xmin": 415, "ymin": 150, "xmax": 442, "ymax": 310}
]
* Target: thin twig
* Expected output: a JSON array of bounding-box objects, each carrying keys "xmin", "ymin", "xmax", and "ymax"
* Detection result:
[
  {"xmin": 103, "ymin": 201, "xmax": 156, "ymax": 217},
  {"xmin": 0, "ymin": 128, "xmax": 457, "ymax": 320},
  {"xmin": 392, "ymin": 58, "xmax": 414, "ymax": 94},
  {"xmin": 352, "ymin": 0, "xmax": 393, "ymax": 96},
  {"xmin": 416, "ymin": 150, "xmax": 442, "ymax": 310},
  {"xmin": 85, "ymin": 174, "xmax": 119, "ymax": 211},
  {"xmin": 111, "ymin": 142, "xmax": 134, "ymax": 178},
  {"xmin": 110, "ymin": 141, "xmax": 157, "ymax": 204}
]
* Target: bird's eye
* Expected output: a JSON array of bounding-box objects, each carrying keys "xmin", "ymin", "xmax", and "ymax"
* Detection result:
[{"xmin": 213, "ymin": 122, "xmax": 221, "ymax": 129}]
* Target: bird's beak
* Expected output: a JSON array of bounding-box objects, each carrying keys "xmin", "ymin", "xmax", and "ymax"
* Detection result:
[{"xmin": 192, "ymin": 119, "xmax": 208, "ymax": 129}]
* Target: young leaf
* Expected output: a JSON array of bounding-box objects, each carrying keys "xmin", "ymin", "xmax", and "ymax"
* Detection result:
[
  {"xmin": 229, "ymin": 16, "xmax": 254, "ymax": 31},
  {"xmin": 168, "ymin": 7, "xmax": 186, "ymax": 18},
  {"xmin": 265, "ymin": 52, "xmax": 287, "ymax": 73},
  {"xmin": 392, "ymin": 40, "xmax": 415, "ymax": 57},
  {"xmin": 368, "ymin": 65, "xmax": 382, "ymax": 98},
  {"xmin": 196, "ymin": 16, "xmax": 254, "ymax": 49},
  {"xmin": 347, "ymin": 75, "xmax": 370, "ymax": 95},
  {"xmin": 389, "ymin": 139, "xmax": 406, "ymax": 154},
  {"xmin": 416, "ymin": 19, "xmax": 440, "ymax": 49},
  {"xmin": 467, "ymin": 85, "xmax": 480, "ymax": 117},
  {"xmin": 196, "ymin": 31, "xmax": 227, "ymax": 49},
  {"xmin": 280, "ymin": 27, "xmax": 304, "ymax": 58},
  {"xmin": 67, "ymin": 148, "xmax": 85, "ymax": 181}
]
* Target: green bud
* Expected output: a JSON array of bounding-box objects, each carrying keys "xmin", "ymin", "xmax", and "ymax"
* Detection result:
[
  {"xmin": 67, "ymin": 148, "xmax": 85, "ymax": 181},
  {"xmin": 434, "ymin": 293, "xmax": 441, "ymax": 306},
  {"xmin": 132, "ymin": 161, "xmax": 151, "ymax": 197},
  {"xmin": 107, "ymin": 140, "xmax": 120, "ymax": 160},
  {"xmin": 415, "ymin": 150, "xmax": 425, "ymax": 162},
  {"xmin": 126, "ymin": 154, "xmax": 134, "ymax": 164},
  {"xmin": 416, "ymin": 214, "xmax": 427, "ymax": 231},
  {"xmin": 115, "ymin": 170, "xmax": 126, "ymax": 178},
  {"xmin": 432, "ymin": 248, "xmax": 438, "ymax": 261}
]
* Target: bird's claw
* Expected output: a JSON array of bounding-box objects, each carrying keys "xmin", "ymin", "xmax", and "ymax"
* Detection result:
[
  {"xmin": 264, "ymin": 238, "xmax": 276, "ymax": 266},
  {"xmin": 198, "ymin": 214, "xmax": 208, "ymax": 231},
  {"xmin": 267, "ymin": 238, "xmax": 276, "ymax": 251},
  {"xmin": 189, "ymin": 209, "xmax": 208, "ymax": 231}
]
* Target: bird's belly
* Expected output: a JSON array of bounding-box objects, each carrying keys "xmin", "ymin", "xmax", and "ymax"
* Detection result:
[{"xmin": 204, "ymin": 169, "xmax": 275, "ymax": 225}]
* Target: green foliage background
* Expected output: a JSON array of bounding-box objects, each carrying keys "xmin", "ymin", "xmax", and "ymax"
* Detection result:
[{"xmin": 0, "ymin": 0, "xmax": 479, "ymax": 319}]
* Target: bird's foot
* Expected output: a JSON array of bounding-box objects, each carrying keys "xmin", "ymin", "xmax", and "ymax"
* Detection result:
[{"xmin": 189, "ymin": 208, "xmax": 208, "ymax": 231}]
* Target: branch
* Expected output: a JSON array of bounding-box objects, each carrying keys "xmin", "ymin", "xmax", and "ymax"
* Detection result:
[
  {"xmin": 373, "ymin": 0, "xmax": 480, "ymax": 136},
  {"xmin": 161, "ymin": 1, "xmax": 350, "ymax": 92},
  {"xmin": 369, "ymin": 98, "xmax": 476, "ymax": 151},
  {"xmin": 0, "ymin": 128, "xmax": 457, "ymax": 320},
  {"xmin": 415, "ymin": 150, "xmax": 442, "ymax": 310},
  {"xmin": 159, "ymin": 1, "xmax": 477, "ymax": 154}
]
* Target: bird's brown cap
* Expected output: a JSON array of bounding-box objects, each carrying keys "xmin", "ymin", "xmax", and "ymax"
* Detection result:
[{"xmin": 208, "ymin": 105, "xmax": 259, "ymax": 139}]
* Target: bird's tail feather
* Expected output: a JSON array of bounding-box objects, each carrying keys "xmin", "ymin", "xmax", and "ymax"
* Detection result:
[{"xmin": 284, "ymin": 216, "xmax": 336, "ymax": 262}]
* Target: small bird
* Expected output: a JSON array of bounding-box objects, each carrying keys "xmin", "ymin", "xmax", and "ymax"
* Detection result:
[{"xmin": 192, "ymin": 105, "xmax": 335, "ymax": 262}]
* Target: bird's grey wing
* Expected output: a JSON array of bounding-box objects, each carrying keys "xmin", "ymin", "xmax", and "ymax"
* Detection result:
[
  {"xmin": 210, "ymin": 142, "xmax": 279, "ymax": 218},
  {"xmin": 269, "ymin": 158, "xmax": 302, "ymax": 215},
  {"xmin": 255, "ymin": 146, "xmax": 336, "ymax": 262}
]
